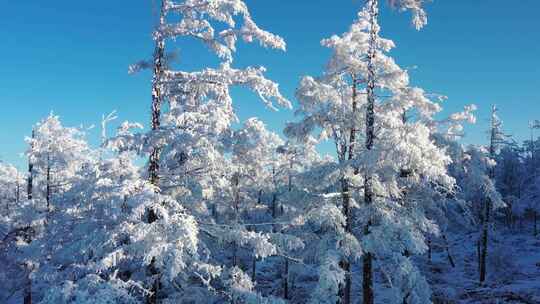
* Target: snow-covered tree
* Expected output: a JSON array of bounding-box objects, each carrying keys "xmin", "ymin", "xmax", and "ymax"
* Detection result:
[
  {"xmin": 25, "ymin": 113, "xmax": 93, "ymax": 214},
  {"xmin": 286, "ymin": 0, "xmax": 454, "ymax": 302},
  {"xmin": 0, "ymin": 163, "xmax": 23, "ymax": 218},
  {"xmin": 119, "ymin": 0, "xmax": 292, "ymax": 302},
  {"xmin": 129, "ymin": 0, "xmax": 289, "ymax": 187},
  {"xmin": 494, "ymin": 144, "xmax": 525, "ymax": 227},
  {"xmin": 476, "ymin": 106, "xmax": 507, "ymax": 283},
  {"xmin": 513, "ymin": 120, "xmax": 540, "ymax": 235}
]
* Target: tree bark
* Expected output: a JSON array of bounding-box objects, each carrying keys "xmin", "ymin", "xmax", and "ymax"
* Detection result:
[
  {"xmin": 27, "ymin": 129, "xmax": 34, "ymax": 200},
  {"xmin": 339, "ymin": 179, "xmax": 352, "ymax": 304},
  {"xmin": 283, "ymin": 258, "xmax": 289, "ymax": 300},
  {"xmin": 480, "ymin": 106, "xmax": 498, "ymax": 283},
  {"xmin": 284, "ymin": 166, "xmax": 293, "ymax": 300},
  {"xmin": 232, "ymin": 173, "xmax": 240, "ymax": 267},
  {"xmin": 148, "ymin": 0, "xmax": 166, "ymax": 188},
  {"xmin": 362, "ymin": 1, "xmax": 378, "ymax": 303},
  {"xmin": 479, "ymin": 199, "xmax": 489, "ymax": 282},
  {"xmin": 338, "ymin": 73, "xmax": 358, "ymax": 304},
  {"xmin": 427, "ymin": 237, "xmax": 432, "ymax": 262},
  {"xmin": 146, "ymin": 4, "xmax": 166, "ymax": 303},
  {"xmin": 271, "ymin": 193, "xmax": 277, "ymax": 222},
  {"xmin": 46, "ymin": 154, "xmax": 51, "ymax": 214},
  {"xmin": 23, "ymin": 280, "xmax": 32, "ymax": 304}
]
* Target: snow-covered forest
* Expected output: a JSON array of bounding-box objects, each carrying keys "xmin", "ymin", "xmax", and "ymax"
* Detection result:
[{"xmin": 1, "ymin": 1, "xmax": 540, "ymax": 303}]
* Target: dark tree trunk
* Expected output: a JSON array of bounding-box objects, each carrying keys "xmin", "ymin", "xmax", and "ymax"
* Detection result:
[
  {"xmin": 27, "ymin": 129, "xmax": 34, "ymax": 200},
  {"xmin": 337, "ymin": 63, "xmax": 358, "ymax": 304},
  {"xmin": 16, "ymin": 177, "xmax": 20, "ymax": 204},
  {"xmin": 362, "ymin": 249, "xmax": 374, "ymax": 304},
  {"xmin": 479, "ymin": 105, "xmax": 499, "ymax": 283},
  {"xmin": 232, "ymin": 173, "xmax": 240, "ymax": 267},
  {"xmin": 284, "ymin": 169, "xmax": 293, "ymax": 300},
  {"xmin": 148, "ymin": 0, "xmax": 166, "ymax": 188},
  {"xmin": 46, "ymin": 154, "xmax": 51, "ymax": 214},
  {"xmin": 232, "ymin": 243, "xmax": 238, "ymax": 267},
  {"xmin": 24, "ymin": 265, "xmax": 32, "ymax": 304},
  {"xmin": 147, "ymin": 277, "xmax": 160, "ymax": 304},
  {"xmin": 283, "ymin": 258, "xmax": 290, "ymax": 300},
  {"xmin": 362, "ymin": 1, "xmax": 378, "ymax": 303},
  {"xmin": 146, "ymin": 4, "xmax": 166, "ymax": 303},
  {"xmin": 146, "ymin": 258, "xmax": 160, "ymax": 304},
  {"xmin": 252, "ymin": 257, "xmax": 257, "ymax": 282},
  {"xmin": 23, "ymin": 281, "xmax": 32, "ymax": 304},
  {"xmin": 339, "ymin": 179, "xmax": 352, "ymax": 304},
  {"xmin": 479, "ymin": 198, "xmax": 489, "ymax": 282},
  {"xmin": 427, "ymin": 237, "xmax": 432, "ymax": 262}
]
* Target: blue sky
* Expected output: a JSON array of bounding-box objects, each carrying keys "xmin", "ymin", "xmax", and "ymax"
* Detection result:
[{"xmin": 1, "ymin": 0, "xmax": 539, "ymax": 168}]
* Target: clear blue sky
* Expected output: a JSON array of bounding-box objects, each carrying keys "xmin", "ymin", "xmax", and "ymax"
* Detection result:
[{"xmin": 1, "ymin": 0, "xmax": 539, "ymax": 168}]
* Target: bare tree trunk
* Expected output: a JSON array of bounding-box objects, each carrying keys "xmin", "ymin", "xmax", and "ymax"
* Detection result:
[
  {"xmin": 23, "ymin": 261, "xmax": 33, "ymax": 304},
  {"xmin": 271, "ymin": 193, "xmax": 277, "ymax": 223},
  {"xmin": 232, "ymin": 243, "xmax": 238, "ymax": 267},
  {"xmin": 362, "ymin": 238, "xmax": 374, "ymax": 304},
  {"xmin": 362, "ymin": 1, "xmax": 378, "ymax": 303},
  {"xmin": 27, "ymin": 129, "xmax": 34, "ymax": 200},
  {"xmin": 46, "ymin": 154, "xmax": 51, "ymax": 214},
  {"xmin": 338, "ymin": 73, "xmax": 358, "ymax": 304},
  {"xmin": 283, "ymin": 258, "xmax": 289, "ymax": 300},
  {"xmin": 250, "ymin": 190, "xmax": 263, "ymax": 282},
  {"xmin": 339, "ymin": 178, "xmax": 352, "ymax": 304},
  {"xmin": 16, "ymin": 176, "xmax": 20, "ymax": 204},
  {"xmin": 252, "ymin": 257, "xmax": 257, "ymax": 282},
  {"xmin": 479, "ymin": 107, "xmax": 500, "ymax": 283},
  {"xmin": 146, "ymin": 5, "xmax": 167, "ymax": 303},
  {"xmin": 271, "ymin": 166, "xmax": 278, "ymax": 226},
  {"xmin": 479, "ymin": 199, "xmax": 489, "ymax": 282},
  {"xmin": 283, "ymin": 166, "xmax": 293, "ymax": 300},
  {"xmin": 427, "ymin": 237, "xmax": 432, "ymax": 262},
  {"xmin": 148, "ymin": 0, "xmax": 166, "ymax": 188},
  {"xmin": 232, "ymin": 173, "xmax": 240, "ymax": 267},
  {"xmin": 23, "ymin": 273, "xmax": 32, "ymax": 304}
]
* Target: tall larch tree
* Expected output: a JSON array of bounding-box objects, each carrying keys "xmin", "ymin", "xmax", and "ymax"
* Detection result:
[
  {"xmin": 361, "ymin": 1, "xmax": 431, "ymax": 302},
  {"xmin": 287, "ymin": 0, "xmax": 442, "ymax": 302},
  {"xmin": 148, "ymin": 0, "xmax": 166, "ymax": 188},
  {"xmin": 125, "ymin": 0, "xmax": 291, "ymax": 302},
  {"xmin": 479, "ymin": 105, "xmax": 506, "ymax": 283}
]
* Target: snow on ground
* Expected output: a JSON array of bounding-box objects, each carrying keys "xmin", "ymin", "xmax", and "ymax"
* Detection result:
[{"xmin": 425, "ymin": 227, "xmax": 540, "ymax": 304}]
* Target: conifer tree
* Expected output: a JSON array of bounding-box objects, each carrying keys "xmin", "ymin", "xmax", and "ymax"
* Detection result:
[{"xmin": 479, "ymin": 105, "xmax": 506, "ymax": 283}]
